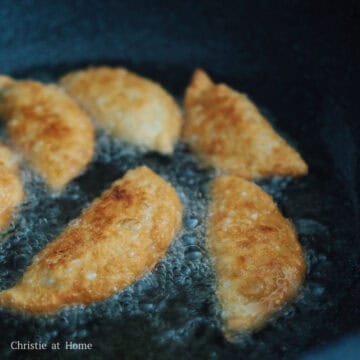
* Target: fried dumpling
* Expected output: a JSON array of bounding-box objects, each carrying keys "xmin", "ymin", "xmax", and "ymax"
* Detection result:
[
  {"xmin": 0, "ymin": 143, "xmax": 24, "ymax": 231},
  {"xmin": 60, "ymin": 66, "xmax": 182, "ymax": 154},
  {"xmin": 0, "ymin": 166, "xmax": 182, "ymax": 314},
  {"xmin": 0, "ymin": 77, "xmax": 95, "ymax": 190},
  {"xmin": 0, "ymin": 75, "xmax": 13, "ymax": 89},
  {"xmin": 208, "ymin": 175, "xmax": 305, "ymax": 339},
  {"xmin": 183, "ymin": 69, "xmax": 308, "ymax": 179}
]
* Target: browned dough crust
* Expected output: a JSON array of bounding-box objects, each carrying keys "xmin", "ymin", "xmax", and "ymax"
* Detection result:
[
  {"xmin": 183, "ymin": 69, "xmax": 308, "ymax": 179},
  {"xmin": 0, "ymin": 78, "xmax": 95, "ymax": 190},
  {"xmin": 0, "ymin": 166, "xmax": 182, "ymax": 314},
  {"xmin": 208, "ymin": 175, "xmax": 305, "ymax": 339},
  {"xmin": 60, "ymin": 66, "xmax": 182, "ymax": 154},
  {"xmin": 0, "ymin": 143, "xmax": 24, "ymax": 231}
]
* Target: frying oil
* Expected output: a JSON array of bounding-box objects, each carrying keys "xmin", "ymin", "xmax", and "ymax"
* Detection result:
[{"xmin": 0, "ymin": 70, "xmax": 348, "ymax": 360}]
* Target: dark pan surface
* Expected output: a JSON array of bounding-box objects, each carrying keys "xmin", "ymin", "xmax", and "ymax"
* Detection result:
[{"xmin": 0, "ymin": 1, "xmax": 359, "ymax": 359}]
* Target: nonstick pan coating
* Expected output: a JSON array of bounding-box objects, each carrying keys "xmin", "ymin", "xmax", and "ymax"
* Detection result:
[{"xmin": 0, "ymin": 1, "xmax": 358, "ymax": 359}]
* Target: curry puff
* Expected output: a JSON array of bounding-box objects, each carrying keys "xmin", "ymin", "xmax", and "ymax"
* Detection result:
[
  {"xmin": 208, "ymin": 176, "xmax": 305, "ymax": 340},
  {"xmin": 60, "ymin": 66, "xmax": 182, "ymax": 154},
  {"xmin": 183, "ymin": 69, "xmax": 308, "ymax": 179},
  {"xmin": 0, "ymin": 75, "xmax": 13, "ymax": 89},
  {"xmin": 0, "ymin": 143, "xmax": 24, "ymax": 231},
  {"xmin": 0, "ymin": 166, "xmax": 182, "ymax": 314},
  {"xmin": 0, "ymin": 77, "xmax": 95, "ymax": 190}
]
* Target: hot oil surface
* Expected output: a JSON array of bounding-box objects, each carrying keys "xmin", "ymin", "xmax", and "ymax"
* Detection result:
[{"xmin": 0, "ymin": 66, "xmax": 356, "ymax": 360}]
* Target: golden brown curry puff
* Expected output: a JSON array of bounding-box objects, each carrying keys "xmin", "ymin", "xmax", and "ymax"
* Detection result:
[
  {"xmin": 0, "ymin": 166, "xmax": 182, "ymax": 314},
  {"xmin": 0, "ymin": 75, "xmax": 13, "ymax": 89},
  {"xmin": 60, "ymin": 66, "xmax": 182, "ymax": 154},
  {"xmin": 183, "ymin": 69, "xmax": 308, "ymax": 179},
  {"xmin": 208, "ymin": 175, "xmax": 305, "ymax": 340},
  {"xmin": 0, "ymin": 77, "xmax": 95, "ymax": 190},
  {"xmin": 0, "ymin": 143, "xmax": 24, "ymax": 231}
]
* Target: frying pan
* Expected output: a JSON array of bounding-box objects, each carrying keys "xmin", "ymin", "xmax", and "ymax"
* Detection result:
[{"xmin": 0, "ymin": 1, "xmax": 359, "ymax": 359}]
